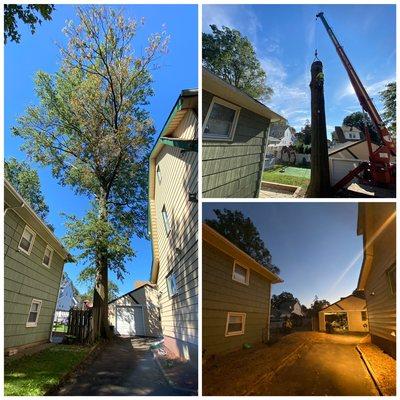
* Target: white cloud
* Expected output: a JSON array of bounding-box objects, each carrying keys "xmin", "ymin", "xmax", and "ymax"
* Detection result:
[{"xmin": 338, "ymin": 76, "xmax": 395, "ymax": 100}]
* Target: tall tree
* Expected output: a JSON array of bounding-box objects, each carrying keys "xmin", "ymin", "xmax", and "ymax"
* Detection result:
[
  {"xmin": 342, "ymin": 111, "xmax": 380, "ymax": 144},
  {"xmin": 380, "ymin": 82, "xmax": 396, "ymax": 137},
  {"xmin": 82, "ymin": 280, "xmax": 119, "ymax": 302},
  {"xmin": 5, "ymin": 157, "xmax": 50, "ymax": 223},
  {"xmin": 4, "ymin": 4, "xmax": 55, "ymax": 44},
  {"xmin": 13, "ymin": 6, "xmax": 169, "ymax": 339},
  {"xmin": 296, "ymin": 121, "xmax": 312, "ymax": 146},
  {"xmin": 271, "ymin": 292, "xmax": 298, "ymax": 311},
  {"xmin": 309, "ymin": 295, "xmax": 330, "ymax": 315},
  {"xmin": 202, "ymin": 25, "xmax": 273, "ymax": 101},
  {"xmin": 205, "ymin": 209, "xmax": 280, "ymax": 274}
]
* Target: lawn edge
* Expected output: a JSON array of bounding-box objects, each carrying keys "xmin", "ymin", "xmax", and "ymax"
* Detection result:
[
  {"xmin": 44, "ymin": 340, "xmax": 106, "ymax": 396},
  {"xmin": 151, "ymin": 349, "xmax": 198, "ymax": 395},
  {"xmin": 356, "ymin": 345, "xmax": 383, "ymax": 396}
]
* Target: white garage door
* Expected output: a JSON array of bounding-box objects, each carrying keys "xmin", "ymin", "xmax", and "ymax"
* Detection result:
[{"xmin": 115, "ymin": 306, "xmax": 145, "ymax": 336}]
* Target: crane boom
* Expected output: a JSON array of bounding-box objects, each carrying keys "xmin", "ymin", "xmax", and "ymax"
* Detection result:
[{"xmin": 316, "ymin": 12, "xmax": 395, "ymax": 153}]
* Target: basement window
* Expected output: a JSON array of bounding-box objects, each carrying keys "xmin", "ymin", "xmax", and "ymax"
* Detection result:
[
  {"xmin": 203, "ymin": 97, "xmax": 240, "ymax": 141},
  {"xmin": 225, "ymin": 312, "xmax": 246, "ymax": 336},
  {"xmin": 387, "ymin": 264, "xmax": 396, "ymax": 295},
  {"xmin": 232, "ymin": 261, "xmax": 250, "ymax": 285},
  {"xmin": 26, "ymin": 299, "xmax": 42, "ymax": 327},
  {"xmin": 166, "ymin": 270, "xmax": 178, "ymax": 298},
  {"xmin": 18, "ymin": 225, "xmax": 36, "ymax": 255},
  {"xmin": 156, "ymin": 165, "xmax": 162, "ymax": 184},
  {"xmin": 42, "ymin": 245, "xmax": 54, "ymax": 268},
  {"xmin": 161, "ymin": 205, "xmax": 171, "ymax": 235}
]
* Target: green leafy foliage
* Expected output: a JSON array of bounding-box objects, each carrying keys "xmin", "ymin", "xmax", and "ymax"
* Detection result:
[
  {"xmin": 81, "ymin": 280, "xmax": 119, "ymax": 302},
  {"xmin": 380, "ymin": 82, "xmax": 396, "ymax": 137},
  {"xmin": 5, "ymin": 157, "xmax": 52, "ymax": 226},
  {"xmin": 4, "ymin": 4, "xmax": 55, "ymax": 44},
  {"xmin": 205, "ymin": 208, "xmax": 280, "ymax": 274},
  {"xmin": 202, "ymin": 25, "xmax": 273, "ymax": 101},
  {"xmin": 271, "ymin": 292, "xmax": 299, "ymax": 311},
  {"xmin": 309, "ymin": 295, "xmax": 330, "ymax": 316},
  {"xmin": 295, "ymin": 121, "xmax": 312, "ymax": 146},
  {"xmin": 12, "ymin": 6, "xmax": 169, "ymax": 337}
]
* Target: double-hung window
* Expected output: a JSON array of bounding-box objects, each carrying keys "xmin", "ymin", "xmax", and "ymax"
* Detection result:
[
  {"xmin": 225, "ymin": 312, "xmax": 246, "ymax": 336},
  {"xmin": 18, "ymin": 225, "xmax": 36, "ymax": 255},
  {"xmin": 203, "ymin": 97, "xmax": 240, "ymax": 140},
  {"xmin": 166, "ymin": 270, "xmax": 178, "ymax": 298},
  {"xmin": 156, "ymin": 165, "xmax": 162, "ymax": 184},
  {"xmin": 162, "ymin": 205, "xmax": 171, "ymax": 235},
  {"xmin": 26, "ymin": 299, "xmax": 42, "ymax": 327},
  {"xmin": 232, "ymin": 261, "xmax": 250, "ymax": 285},
  {"xmin": 42, "ymin": 245, "xmax": 54, "ymax": 268}
]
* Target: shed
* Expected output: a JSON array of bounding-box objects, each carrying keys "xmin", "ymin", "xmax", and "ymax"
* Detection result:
[
  {"xmin": 357, "ymin": 203, "xmax": 396, "ymax": 358},
  {"xmin": 203, "ymin": 224, "xmax": 282, "ymax": 358},
  {"xmin": 318, "ymin": 293, "xmax": 368, "ymax": 332},
  {"xmin": 108, "ymin": 283, "xmax": 162, "ymax": 338},
  {"xmin": 202, "ymin": 68, "xmax": 285, "ymax": 198}
]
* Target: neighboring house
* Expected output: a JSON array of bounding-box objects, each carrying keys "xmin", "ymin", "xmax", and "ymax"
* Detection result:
[
  {"xmin": 331, "ymin": 125, "xmax": 363, "ymax": 144},
  {"xmin": 277, "ymin": 299, "xmax": 304, "ymax": 319},
  {"xmin": 108, "ymin": 283, "xmax": 162, "ymax": 338},
  {"xmin": 202, "ymin": 68, "xmax": 285, "ymax": 198},
  {"xmin": 203, "ymin": 223, "xmax": 283, "ymax": 358},
  {"xmin": 357, "ymin": 203, "xmax": 396, "ymax": 358},
  {"xmin": 328, "ymin": 140, "xmax": 380, "ymax": 186},
  {"xmin": 54, "ymin": 273, "xmax": 78, "ymax": 323},
  {"xmin": 318, "ymin": 293, "xmax": 369, "ymax": 332},
  {"xmin": 4, "ymin": 179, "xmax": 72, "ymax": 355},
  {"xmin": 149, "ymin": 89, "xmax": 198, "ymax": 367}
]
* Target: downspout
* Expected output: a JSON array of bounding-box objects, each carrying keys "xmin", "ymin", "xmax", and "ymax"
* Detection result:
[{"xmin": 267, "ymin": 283, "xmax": 272, "ymax": 342}]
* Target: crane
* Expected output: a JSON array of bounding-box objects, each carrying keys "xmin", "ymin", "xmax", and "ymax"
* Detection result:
[{"xmin": 316, "ymin": 12, "xmax": 395, "ymax": 191}]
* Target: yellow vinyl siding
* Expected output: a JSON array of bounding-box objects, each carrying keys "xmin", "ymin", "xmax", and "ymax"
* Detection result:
[{"xmin": 154, "ymin": 109, "xmax": 198, "ymax": 345}]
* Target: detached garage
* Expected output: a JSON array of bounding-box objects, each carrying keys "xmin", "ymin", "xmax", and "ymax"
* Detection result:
[
  {"xmin": 109, "ymin": 283, "xmax": 162, "ymax": 338},
  {"xmin": 318, "ymin": 293, "xmax": 369, "ymax": 333}
]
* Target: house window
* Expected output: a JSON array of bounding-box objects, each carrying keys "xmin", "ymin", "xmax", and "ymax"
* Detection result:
[
  {"xmin": 162, "ymin": 205, "xmax": 171, "ymax": 235},
  {"xmin": 232, "ymin": 261, "xmax": 250, "ymax": 285},
  {"xmin": 361, "ymin": 311, "xmax": 367, "ymax": 321},
  {"xmin": 18, "ymin": 225, "xmax": 36, "ymax": 255},
  {"xmin": 156, "ymin": 165, "xmax": 162, "ymax": 184},
  {"xmin": 42, "ymin": 245, "xmax": 54, "ymax": 268},
  {"xmin": 26, "ymin": 299, "xmax": 42, "ymax": 327},
  {"xmin": 203, "ymin": 97, "xmax": 240, "ymax": 140},
  {"xmin": 166, "ymin": 270, "xmax": 178, "ymax": 298},
  {"xmin": 225, "ymin": 312, "xmax": 246, "ymax": 336},
  {"xmin": 387, "ymin": 264, "xmax": 396, "ymax": 295}
]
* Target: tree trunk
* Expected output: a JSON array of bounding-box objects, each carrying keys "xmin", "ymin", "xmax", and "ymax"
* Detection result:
[
  {"xmin": 92, "ymin": 191, "xmax": 111, "ymax": 339},
  {"xmin": 306, "ymin": 60, "xmax": 332, "ymax": 197}
]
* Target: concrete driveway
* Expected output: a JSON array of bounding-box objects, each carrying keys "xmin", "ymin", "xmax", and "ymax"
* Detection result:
[
  {"xmin": 251, "ymin": 333, "xmax": 378, "ymax": 396},
  {"xmin": 54, "ymin": 337, "xmax": 190, "ymax": 396}
]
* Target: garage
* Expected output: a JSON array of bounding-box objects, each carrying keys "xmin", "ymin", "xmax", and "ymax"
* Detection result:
[
  {"xmin": 108, "ymin": 283, "xmax": 163, "ymax": 338},
  {"xmin": 115, "ymin": 305, "xmax": 145, "ymax": 336}
]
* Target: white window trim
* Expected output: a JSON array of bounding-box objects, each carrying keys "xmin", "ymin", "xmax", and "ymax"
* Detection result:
[
  {"xmin": 162, "ymin": 205, "xmax": 171, "ymax": 236},
  {"xmin": 166, "ymin": 270, "xmax": 178, "ymax": 298},
  {"xmin": 232, "ymin": 261, "xmax": 250, "ymax": 285},
  {"xmin": 42, "ymin": 245, "xmax": 54, "ymax": 268},
  {"xmin": 225, "ymin": 312, "xmax": 246, "ymax": 337},
  {"xmin": 156, "ymin": 165, "xmax": 162, "ymax": 184},
  {"xmin": 18, "ymin": 225, "xmax": 36, "ymax": 256},
  {"xmin": 203, "ymin": 96, "xmax": 241, "ymax": 141},
  {"xmin": 26, "ymin": 299, "xmax": 42, "ymax": 327}
]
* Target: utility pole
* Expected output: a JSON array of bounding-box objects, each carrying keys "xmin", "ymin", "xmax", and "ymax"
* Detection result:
[{"xmin": 306, "ymin": 60, "xmax": 332, "ymax": 197}]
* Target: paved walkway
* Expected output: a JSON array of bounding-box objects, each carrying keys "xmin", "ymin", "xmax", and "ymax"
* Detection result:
[
  {"xmin": 252, "ymin": 333, "xmax": 378, "ymax": 396},
  {"xmin": 55, "ymin": 337, "xmax": 190, "ymax": 396}
]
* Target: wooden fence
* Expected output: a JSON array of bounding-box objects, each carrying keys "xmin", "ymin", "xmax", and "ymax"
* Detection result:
[{"xmin": 67, "ymin": 308, "xmax": 94, "ymax": 344}]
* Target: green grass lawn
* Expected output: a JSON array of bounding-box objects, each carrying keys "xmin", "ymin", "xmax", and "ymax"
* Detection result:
[
  {"xmin": 263, "ymin": 165, "xmax": 311, "ymax": 190},
  {"xmin": 53, "ymin": 323, "xmax": 68, "ymax": 333},
  {"xmin": 5, "ymin": 345, "xmax": 91, "ymax": 396}
]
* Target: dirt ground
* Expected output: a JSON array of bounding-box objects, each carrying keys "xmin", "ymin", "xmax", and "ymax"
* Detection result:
[
  {"xmin": 358, "ymin": 343, "xmax": 396, "ymax": 396},
  {"xmin": 203, "ymin": 331, "xmax": 381, "ymax": 396}
]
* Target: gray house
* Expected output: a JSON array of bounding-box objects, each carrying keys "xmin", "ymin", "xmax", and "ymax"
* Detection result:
[
  {"xmin": 4, "ymin": 179, "xmax": 72, "ymax": 355},
  {"xmin": 202, "ymin": 68, "xmax": 285, "ymax": 198},
  {"xmin": 203, "ymin": 223, "xmax": 282, "ymax": 359}
]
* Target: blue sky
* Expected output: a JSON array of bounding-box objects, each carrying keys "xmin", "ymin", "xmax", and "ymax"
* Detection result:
[
  {"xmin": 203, "ymin": 4, "xmax": 396, "ymax": 138},
  {"xmin": 5, "ymin": 4, "xmax": 198, "ymax": 296},
  {"xmin": 203, "ymin": 203, "xmax": 363, "ymax": 307}
]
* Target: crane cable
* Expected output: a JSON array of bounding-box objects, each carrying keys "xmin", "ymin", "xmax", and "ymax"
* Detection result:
[{"xmin": 313, "ymin": 13, "xmax": 320, "ymax": 62}]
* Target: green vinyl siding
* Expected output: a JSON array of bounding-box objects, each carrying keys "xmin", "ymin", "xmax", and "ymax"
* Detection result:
[
  {"xmin": 203, "ymin": 241, "xmax": 271, "ymax": 357},
  {"xmin": 4, "ymin": 209, "xmax": 64, "ymax": 350},
  {"xmin": 202, "ymin": 90, "xmax": 270, "ymax": 198}
]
